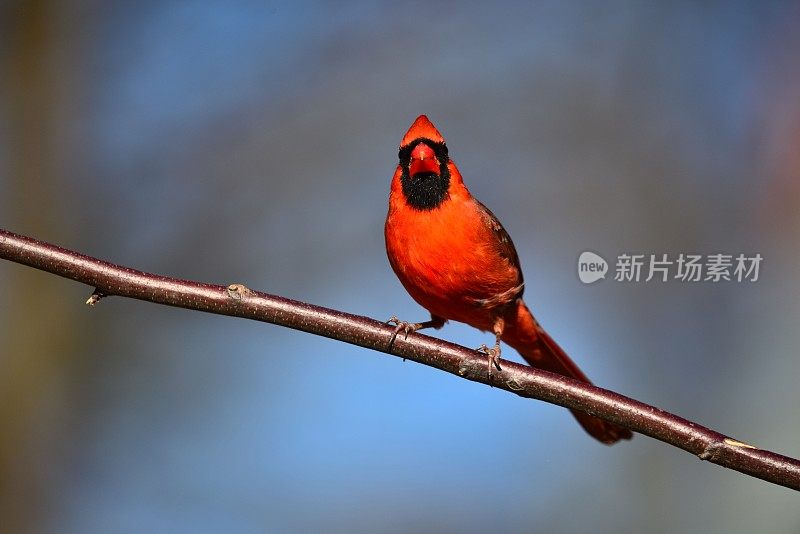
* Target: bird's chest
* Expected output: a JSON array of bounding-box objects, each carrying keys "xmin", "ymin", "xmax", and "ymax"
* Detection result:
[{"xmin": 385, "ymin": 200, "xmax": 510, "ymax": 325}]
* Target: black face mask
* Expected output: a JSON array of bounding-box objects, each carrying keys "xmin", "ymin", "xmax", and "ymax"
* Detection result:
[{"xmin": 398, "ymin": 138, "xmax": 450, "ymax": 210}]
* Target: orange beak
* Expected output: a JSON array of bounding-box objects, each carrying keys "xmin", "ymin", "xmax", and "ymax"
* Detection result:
[{"xmin": 409, "ymin": 142, "xmax": 440, "ymax": 176}]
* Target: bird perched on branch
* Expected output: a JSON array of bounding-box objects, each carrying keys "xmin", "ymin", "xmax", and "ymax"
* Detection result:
[{"xmin": 384, "ymin": 115, "xmax": 632, "ymax": 445}]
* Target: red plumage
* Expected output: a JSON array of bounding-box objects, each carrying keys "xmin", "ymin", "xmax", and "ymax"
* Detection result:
[{"xmin": 385, "ymin": 115, "xmax": 631, "ymax": 444}]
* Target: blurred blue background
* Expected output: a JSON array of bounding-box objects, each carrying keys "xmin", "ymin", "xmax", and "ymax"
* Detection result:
[{"xmin": 2, "ymin": 1, "xmax": 799, "ymax": 532}]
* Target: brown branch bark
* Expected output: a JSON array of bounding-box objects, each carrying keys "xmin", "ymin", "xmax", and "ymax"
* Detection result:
[{"xmin": 1, "ymin": 227, "xmax": 798, "ymax": 491}]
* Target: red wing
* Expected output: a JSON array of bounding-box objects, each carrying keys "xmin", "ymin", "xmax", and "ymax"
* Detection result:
[{"xmin": 475, "ymin": 199, "xmax": 524, "ymax": 289}]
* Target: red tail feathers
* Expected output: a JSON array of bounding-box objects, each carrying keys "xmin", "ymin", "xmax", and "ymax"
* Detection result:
[{"xmin": 502, "ymin": 300, "xmax": 633, "ymax": 445}]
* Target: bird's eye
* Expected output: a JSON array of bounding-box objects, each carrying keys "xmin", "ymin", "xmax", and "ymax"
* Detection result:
[
  {"xmin": 433, "ymin": 142, "xmax": 449, "ymax": 162},
  {"xmin": 398, "ymin": 145, "xmax": 412, "ymax": 165}
]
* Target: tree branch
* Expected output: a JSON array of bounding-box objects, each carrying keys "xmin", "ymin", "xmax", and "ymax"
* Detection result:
[{"xmin": 1, "ymin": 227, "xmax": 798, "ymax": 491}]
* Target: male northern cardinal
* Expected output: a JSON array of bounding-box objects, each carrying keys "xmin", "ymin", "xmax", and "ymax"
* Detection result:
[{"xmin": 384, "ymin": 115, "xmax": 632, "ymax": 445}]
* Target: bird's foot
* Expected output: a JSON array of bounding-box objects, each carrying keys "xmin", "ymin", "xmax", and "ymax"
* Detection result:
[
  {"xmin": 385, "ymin": 316, "xmax": 423, "ymax": 348},
  {"xmin": 477, "ymin": 343, "xmax": 502, "ymax": 379}
]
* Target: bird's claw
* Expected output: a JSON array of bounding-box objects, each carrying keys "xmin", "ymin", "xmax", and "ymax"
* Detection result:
[
  {"xmin": 477, "ymin": 343, "xmax": 502, "ymax": 379},
  {"xmin": 386, "ymin": 316, "xmax": 420, "ymax": 348}
]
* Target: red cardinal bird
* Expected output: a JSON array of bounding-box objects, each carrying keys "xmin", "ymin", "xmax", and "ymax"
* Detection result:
[{"xmin": 384, "ymin": 115, "xmax": 632, "ymax": 445}]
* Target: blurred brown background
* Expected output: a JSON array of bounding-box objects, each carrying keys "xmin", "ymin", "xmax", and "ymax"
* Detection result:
[{"xmin": 1, "ymin": 1, "xmax": 799, "ymax": 532}]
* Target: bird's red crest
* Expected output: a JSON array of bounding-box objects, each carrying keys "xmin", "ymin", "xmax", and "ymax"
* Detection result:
[{"xmin": 401, "ymin": 115, "xmax": 445, "ymax": 147}]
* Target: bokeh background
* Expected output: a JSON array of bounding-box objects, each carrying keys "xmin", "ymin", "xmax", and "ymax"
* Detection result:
[{"xmin": 2, "ymin": 1, "xmax": 800, "ymax": 532}]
